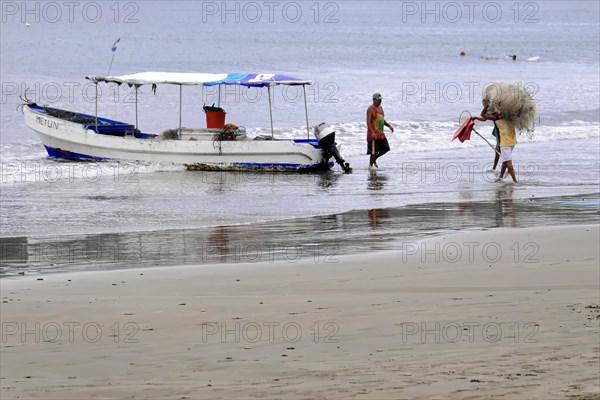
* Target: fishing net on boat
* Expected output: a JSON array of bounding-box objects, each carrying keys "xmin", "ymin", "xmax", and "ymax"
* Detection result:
[
  {"xmin": 42, "ymin": 107, "xmax": 102, "ymax": 125},
  {"xmin": 18, "ymin": 98, "xmax": 104, "ymax": 126},
  {"xmin": 212, "ymin": 123, "xmax": 239, "ymax": 142},
  {"xmin": 482, "ymin": 82, "xmax": 537, "ymax": 137},
  {"xmin": 212, "ymin": 123, "xmax": 239, "ymax": 155}
]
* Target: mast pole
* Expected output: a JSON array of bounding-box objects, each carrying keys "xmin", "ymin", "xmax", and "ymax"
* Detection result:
[
  {"xmin": 267, "ymin": 85, "xmax": 274, "ymax": 139},
  {"xmin": 135, "ymin": 85, "xmax": 139, "ymax": 130},
  {"xmin": 179, "ymin": 85, "xmax": 183, "ymax": 138},
  {"xmin": 94, "ymin": 82, "xmax": 98, "ymax": 132},
  {"xmin": 303, "ymin": 84, "xmax": 309, "ymax": 139},
  {"xmin": 107, "ymin": 53, "xmax": 116, "ymax": 76}
]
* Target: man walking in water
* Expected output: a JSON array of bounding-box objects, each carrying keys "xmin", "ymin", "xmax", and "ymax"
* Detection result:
[
  {"xmin": 479, "ymin": 98, "xmax": 501, "ymax": 172},
  {"xmin": 472, "ymin": 107, "xmax": 518, "ymax": 182},
  {"xmin": 367, "ymin": 92, "xmax": 394, "ymax": 169}
]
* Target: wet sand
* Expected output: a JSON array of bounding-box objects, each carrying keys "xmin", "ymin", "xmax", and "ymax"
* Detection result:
[
  {"xmin": 1, "ymin": 224, "xmax": 599, "ymax": 399},
  {"xmin": 2, "ymin": 193, "xmax": 598, "ymax": 277}
]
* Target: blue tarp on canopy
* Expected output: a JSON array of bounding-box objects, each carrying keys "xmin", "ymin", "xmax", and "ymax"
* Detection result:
[
  {"xmin": 207, "ymin": 73, "xmax": 310, "ymax": 87},
  {"xmin": 87, "ymin": 72, "xmax": 311, "ymax": 87}
]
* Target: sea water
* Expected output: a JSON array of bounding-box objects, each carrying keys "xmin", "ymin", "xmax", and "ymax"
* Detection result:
[{"xmin": 1, "ymin": 1, "xmax": 598, "ymax": 274}]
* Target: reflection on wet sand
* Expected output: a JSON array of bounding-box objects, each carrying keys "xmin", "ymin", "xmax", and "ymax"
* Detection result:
[
  {"xmin": 318, "ymin": 171, "xmax": 341, "ymax": 189},
  {"xmin": 368, "ymin": 209, "xmax": 389, "ymax": 229},
  {"xmin": 367, "ymin": 170, "xmax": 388, "ymax": 191},
  {"xmin": 495, "ymin": 184, "xmax": 515, "ymax": 227},
  {"xmin": 1, "ymin": 193, "xmax": 597, "ymax": 277},
  {"xmin": 208, "ymin": 226, "xmax": 230, "ymax": 263},
  {"xmin": 457, "ymin": 184, "xmax": 516, "ymax": 228}
]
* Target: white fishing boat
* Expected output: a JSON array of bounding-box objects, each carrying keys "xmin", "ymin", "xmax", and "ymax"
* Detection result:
[{"xmin": 22, "ymin": 72, "xmax": 351, "ymax": 172}]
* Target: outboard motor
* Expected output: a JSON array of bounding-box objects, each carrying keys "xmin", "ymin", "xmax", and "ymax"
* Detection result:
[{"xmin": 314, "ymin": 122, "xmax": 352, "ymax": 173}]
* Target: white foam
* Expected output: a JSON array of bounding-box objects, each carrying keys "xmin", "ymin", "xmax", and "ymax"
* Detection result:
[{"xmin": 272, "ymin": 120, "xmax": 600, "ymax": 158}]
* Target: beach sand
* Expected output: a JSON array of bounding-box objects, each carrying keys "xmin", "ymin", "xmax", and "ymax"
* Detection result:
[{"xmin": 1, "ymin": 225, "xmax": 599, "ymax": 399}]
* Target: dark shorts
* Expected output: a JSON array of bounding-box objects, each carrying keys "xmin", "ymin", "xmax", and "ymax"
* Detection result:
[
  {"xmin": 492, "ymin": 126, "xmax": 501, "ymax": 151},
  {"xmin": 367, "ymin": 138, "xmax": 390, "ymax": 157}
]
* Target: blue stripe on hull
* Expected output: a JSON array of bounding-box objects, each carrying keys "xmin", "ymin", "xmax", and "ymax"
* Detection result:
[{"xmin": 44, "ymin": 146, "xmax": 109, "ymax": 161}]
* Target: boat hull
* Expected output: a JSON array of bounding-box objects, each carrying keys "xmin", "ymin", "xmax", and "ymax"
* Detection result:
[{"xmin": 24, "ymin": 105, "xmax": 331, "ymax": 171}]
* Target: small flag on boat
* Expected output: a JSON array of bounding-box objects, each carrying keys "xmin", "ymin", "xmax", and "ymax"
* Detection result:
[{"xmin": 111, "ymin": 38, "xmax": 120, "ymax": 52}]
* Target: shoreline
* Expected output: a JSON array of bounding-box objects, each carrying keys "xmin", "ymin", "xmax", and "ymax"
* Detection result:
[
  {"xmin": 2, "ymin": 224, "xmax": 599, "ymax": 399},
  {"xmin": 0, "ymin": 222, "xmax": 598, "ymax": 283},
  {"xmin": 2, "ymin": 192, "xmax": 599, "ymax": 278}
]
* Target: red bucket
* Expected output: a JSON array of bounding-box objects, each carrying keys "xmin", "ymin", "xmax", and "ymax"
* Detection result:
[{"xmin": 206, "ymin": 111, "xmax": 226, "ymax": 129}]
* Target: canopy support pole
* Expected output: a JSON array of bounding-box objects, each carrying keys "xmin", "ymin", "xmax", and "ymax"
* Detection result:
[
  {"xmin": 218, "ymin": 85, "xmax": 221, "ymax": 107},
  {"xmin": 179, "ymin": 85, "xmax": 183, "ymax": 138},
  {"xmin": 94, "ymin": 83, "xmax": 98, "ymax": 132},
  {"xmin": 135, "ymin": 85, "xmax": 139, "ymax": 131},
  {"xmin": 303, "ymin": 84, "xmax": 310, "ymax": 139},
  {"xmin": 267, "ymin": 85, "xmax": 274, "ymax": 139}
]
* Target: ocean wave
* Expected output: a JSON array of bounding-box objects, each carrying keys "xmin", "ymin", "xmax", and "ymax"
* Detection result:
[
  {"xmin": 0, "ymin": 140, "xmax": 46, "ymax": 163},
  {"xmin": 272, "ymin": 120, "xmax": 600, "ymax": 157}
]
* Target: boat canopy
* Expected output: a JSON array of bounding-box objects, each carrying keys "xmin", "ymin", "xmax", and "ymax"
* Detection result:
[{"xmin": 86, "ymin": 72, "xmax": 311, "ymax": 87}]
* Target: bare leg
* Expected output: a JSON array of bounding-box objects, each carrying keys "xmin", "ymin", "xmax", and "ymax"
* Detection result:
[
  {"xmin": 493, "ymin": 151, "xmax": 500, "ymax": 170},
  {"xmin": 374, "ymin": 146, "xmax": 388, "ymax": 169},
  {"xmin": 499, "ymin": 161, "xmax": 507, "ymax": 179},
  {"xmin": 369, "ymin": 154, "xmax": 376, "ymax": 167},
  {"xmin": 506, "ymin": 160, "xmax": 518, "ymax": 182}
]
